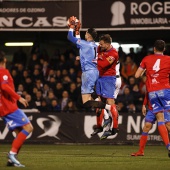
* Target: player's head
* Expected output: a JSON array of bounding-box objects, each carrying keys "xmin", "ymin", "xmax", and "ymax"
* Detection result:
[
  {"xmin": 99, "ymin": 34, "xmax": 112, "ymax": 51},
  {"xmin": 0, "ymin": 51, "xmax": 6, "ymax": 64},
  {"xmin": 154, "ymin": 40, "xmax": 165, "ymax": 53},
  {"xmin": 85, "ymin": 28, "xmax": 97, "ymax": 41}
]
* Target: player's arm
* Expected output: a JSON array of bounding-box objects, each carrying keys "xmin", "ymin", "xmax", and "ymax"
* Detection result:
[
  {"xmin": 98, "ymin": 56, "xmax": 115, "ymax": 68},
  {"xmin": 67, "ymin": 28, "xmax": 78, "ymax": 44},
  {"xmin": 67, "ymin": 16, "xmax": 80, "ymax": 44},
  {"xmin": 135, "ymin": 67, "xmax": 144, "ymax": 78},
  {"xmin": 142, "ymin": 93, "xmax": 148, "ymax": 116},
  {"xmin": 1, "ymin": 83, "xmax": 28, "ymax": 107}
]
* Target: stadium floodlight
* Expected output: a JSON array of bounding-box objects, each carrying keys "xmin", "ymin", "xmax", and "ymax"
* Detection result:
[
  {"xmin": 120, "ymin": 44, "xmax": 140, "ymax": 48},
  {"xmin": 5, "ymin": 42, "xmax": 34, "ymax": 46}
]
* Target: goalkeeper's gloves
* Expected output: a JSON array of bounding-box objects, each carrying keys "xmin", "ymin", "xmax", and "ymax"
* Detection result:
[{"xmin": 67, "ymin": 16, "xmax": 77, "ymax": 29}]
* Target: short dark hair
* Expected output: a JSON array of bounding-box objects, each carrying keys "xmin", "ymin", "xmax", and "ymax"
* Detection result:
[
  {"xmin": 99, "ymin": 34, "xmax": 112, "ymax": 44},
  {"xmin": 0, "ymin": 51, "xmax": 5, "ymax": 63},
  {"xmin": 87, "ymin": 28, "xmax": 97, "ymax": 40},
  {"xmin": 154, "ymin": 40, "xmax": 165, "ymax": 52}
]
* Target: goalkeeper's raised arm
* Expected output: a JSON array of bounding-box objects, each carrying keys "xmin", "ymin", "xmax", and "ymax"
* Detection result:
[{"xmin": 67, "ymin": 16, "xmax": 81, "ymax": 44}]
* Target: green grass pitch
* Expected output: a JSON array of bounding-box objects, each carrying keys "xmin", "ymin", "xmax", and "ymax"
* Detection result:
[{"xmin": 0, "ymin": 144, "xmax": 170, "ymax": 170}]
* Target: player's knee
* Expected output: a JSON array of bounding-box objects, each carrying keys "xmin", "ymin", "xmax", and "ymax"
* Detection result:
[
  {"xmin": 143, "ymin": 123, "xmax": 152, "ymax": 132},
  {"xmin": 23, "ymin": 123, "xmax": 34, "ymax": 133}
]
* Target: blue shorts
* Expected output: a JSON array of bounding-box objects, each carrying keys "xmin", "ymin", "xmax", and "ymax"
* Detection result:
[
  {"xmin": 96, "ymin": 76, "xmax": 116, "ymax": 98},
  {"xmin": 148, "ymin": 89, "xmax": 170, "ymax": 114},
  {"xmin": 145, "ymin": 110, "xmax": 170, "ymax": 124},
  {"xmin": 81, "ymin": 69, "xmax": 99, "ymax": 94},
  {"xmin": 164, "ymin": 111, "xmax": 170, "ymax": 123},
  {"xmin": 3, "ymin": 109, "xmax": 30, "ymax": 131},
  {"xmin": 145, "ymin": 110, "xmax": 156, "ymax": 124}
]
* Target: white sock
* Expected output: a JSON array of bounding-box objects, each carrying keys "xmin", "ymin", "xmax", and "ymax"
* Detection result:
[
  {"xmin": 105, "ymin": 104, "xmax": 111, "ymax": 110},
  {"xmin": 9, "ymin": 151, "xmax": 17, "ymax": 155},
  {"xmin": 104, "ymin": 109, "xmax": 109, "ymax": 119}
]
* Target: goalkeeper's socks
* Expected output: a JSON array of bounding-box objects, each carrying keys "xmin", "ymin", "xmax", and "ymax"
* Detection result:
[
  {"xmin": 139, "ymin": 132, "xmax": 148, "ymax": 152},
  {"xmin": 96, "ymin": 109, "xmax": 104, "ymax": 128},
  {"xmin": 158, "ymin": 122, "xmax": 170, "ymax": 146},
  {"xmin": 11, "ymin": 130, "xmax": 29, "ymax": 153}
]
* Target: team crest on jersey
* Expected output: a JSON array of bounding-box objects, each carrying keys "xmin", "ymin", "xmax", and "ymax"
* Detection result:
[
  {"xmin": 3, "ymin": 75, "xmax": 8, "ymax": 80},
  {"xmin": 108, "ymin": 56, "xmax": 114, "ymax": 61},
  {"xmin": 22, "ymin": 117, "xmax": 26, "ymax": 121}
]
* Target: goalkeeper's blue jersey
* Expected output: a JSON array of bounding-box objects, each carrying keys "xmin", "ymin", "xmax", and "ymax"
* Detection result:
[
  {"xmin": 67, "ymin": 30, "xmax": 98, "ymax": 72},
  {"xmin": 76, "ymin": 39, "xmax": 97, "ymax": 72}
]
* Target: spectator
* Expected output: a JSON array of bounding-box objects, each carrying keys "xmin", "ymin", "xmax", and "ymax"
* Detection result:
[
  {"xmin": 34, "ymin": 79, "xmax": 43, "ymax": 91},
  {"xmin": 45, "ymin": 90, "xmax": 57, "ymax": 105},
  {"xmin": 117, "ymin": 86, "xmax": 135, "ymax": 113},
  {"xmin": 69, "ymin": 82, "xmax": 78, "ymax": 102},
  {"xmin": 32, "ymin": 68, "xmax": 44, "ymax": 82},
  {"xmin": 69, "ymin": 68, "xmax": 77, "ymax": 82},
  {"xmin": 11, "ymin": 69, "xmax": 20, "ymax": 89},
  {"xmin": 127, "ymin": 76, "xmax": 137, "ymax": 92},
  {"xmin": 118, "ymin": 46, "xmax": 126, "ymax": 63},
  {"xmin": 16, "ymin": 84, "xmax": 24, "ymax": 96},
  {"xmin": 60, "ymin": 90, "xmax": 69, "ymax": 110},
  {"xmin": 34, "ymin": 90, "xmax": 43, "ymax": 109},
  {"xmin": 131, "ymin": 84, "xmax": 143, "ymax": 112},
  {"xmin": 121, "ymin": 56, "xmax": 138, "ymax": 81},
  {"xmin": 48, "ymin": 77, "xmax": 56, "ymax": 90},
  {"xmin": 54, "ymin": 82, "xmax": 64, "ymax": 100},
  {"xmin": 16, "ymin": 63, "xmax": 24, "ymax": 80},
  {"xmin": 19, "ymin": 94, "xmax": 37, "ymax": 109},
  {"xmin": 127, "ymin": 47, "xmax": 137, "ymax": 62},
  {"xmin": 47, "ymin": 69, "xmax": 56, "ymax": 81},
  {"xmin": 139, "ymin": 75, "xmax": 147, "ymax": 95},
  {"xmin": 28, "ymin": 53, "xmax": 40, "ymax": 73},
  {"xmin": 63, "ymin": 99, "xmax": 78, "ymax": 112},
  {"xmin": 38, "ymin": 99, "xmax": 50, "ymax": 112},
  {"xmin": 118, "ymin": 76, "xmax": 128, "ymax": 95},
  {"xmin": 49, "ymin": 99, "xmax": 61, "ymax": 112},
  {"xmin": 42, "ymin": 83, "xmax": 50, "ymax": 98},
  {"xmin": 42, "ymin": 60, "xmax": 50, "ymax": 78},
  {"xmin": 55, "ymin": 70, "xmax": 62, "ymax": 82},
  {"xmin": 24, "ymin": 76, "xmax": 34, "ymax": 95}
]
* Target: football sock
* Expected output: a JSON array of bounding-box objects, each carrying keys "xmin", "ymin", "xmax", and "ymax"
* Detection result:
[
  {"xmin": 158, "ymin": 122, "xmax": 170, "ymax": 146},
  {"xmin": 110, "ymin": 104, "xmax": 119, "ymax": 129},
  {"xmin": 104, "ymin": 109, "xmax": 109, "ymax": 119},
  {"xmin": 11, "ymin": 130, "xmax": 29, "ymax": 153},
  {"xmin": 139, "ymin": 132, "xmax": 148, "ymax": 152},
  {"xmin": 96, "ymin": 109, "xmax": 104, "ymax": 128}
]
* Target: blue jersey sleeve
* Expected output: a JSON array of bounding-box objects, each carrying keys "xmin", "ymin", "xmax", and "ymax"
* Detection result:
[{"xmin": 67, "ymin": 30, "xmax": 78, "ymax": 44}]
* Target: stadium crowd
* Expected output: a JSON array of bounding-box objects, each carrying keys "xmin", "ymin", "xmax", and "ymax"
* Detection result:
[{"xmin": 8, "ymin": 44, "xmax": 170, "ymax": 113}]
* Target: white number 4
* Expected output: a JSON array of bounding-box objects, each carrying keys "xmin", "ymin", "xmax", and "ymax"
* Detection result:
[{"xmin": 153, "ymin": 59, "xmax": 160, "ymax": 72}]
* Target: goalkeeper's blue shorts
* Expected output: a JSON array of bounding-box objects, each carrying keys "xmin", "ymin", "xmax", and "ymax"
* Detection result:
[{"xmin": 81, "ymin": 69, "xmax": 99, "ymax": 94}]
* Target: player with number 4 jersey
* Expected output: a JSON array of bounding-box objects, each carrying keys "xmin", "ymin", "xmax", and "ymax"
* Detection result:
[
  {"xmin": 135, "ymin": 40, "xmax": 170, "ymax": 157},
  {"xmin": 139, "ymin": 53, "xmax": 170, "ymax": 92}
]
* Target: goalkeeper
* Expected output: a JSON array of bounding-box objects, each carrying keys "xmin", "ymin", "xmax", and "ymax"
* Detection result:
[{"xmin": 67, "ymin": 16, "xmax": 118, "ymax": 117}]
